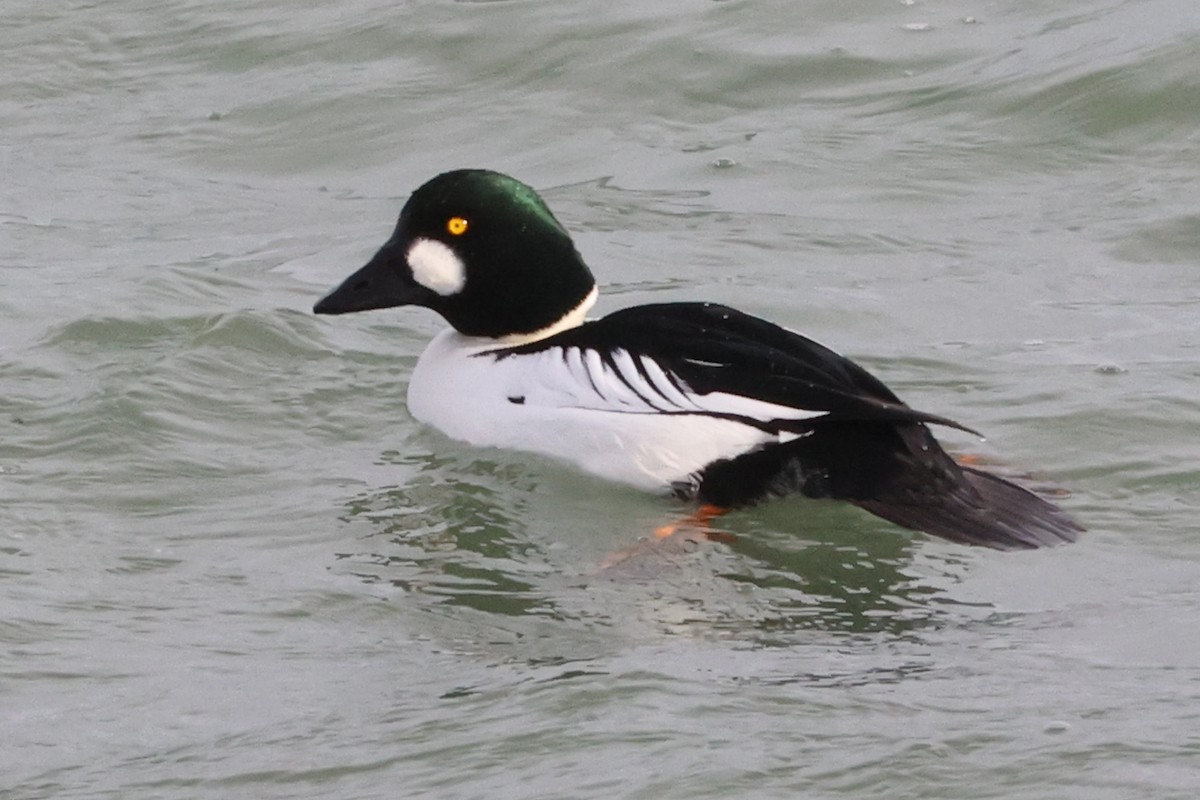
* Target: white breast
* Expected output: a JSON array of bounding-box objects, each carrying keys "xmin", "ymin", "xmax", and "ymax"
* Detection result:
[{"xmin": 406, "ymin": 329, "xmax": 824, "ymax": 491}]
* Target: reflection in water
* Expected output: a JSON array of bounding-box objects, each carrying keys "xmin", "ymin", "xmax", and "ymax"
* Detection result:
[
  {"xmin": 331, "ymin": 451, "xmax": 987, "ymax": 657},
  {"xmin": 719, "ymin": 510, "xmax": 980, "ymax": 639},
  {"xmin": 333, "ymin": 452, "xmax": 555, "ymax": 619}
]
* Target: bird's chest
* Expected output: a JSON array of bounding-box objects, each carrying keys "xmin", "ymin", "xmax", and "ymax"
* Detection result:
[{"xmin": 406, "ymin": 332, "xmax": 531, "ymax": 447}]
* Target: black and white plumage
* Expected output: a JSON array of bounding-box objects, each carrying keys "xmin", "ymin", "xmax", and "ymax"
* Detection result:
[{"xmin": 314, "ymin": 169, "xmax": 1082, "ymax": 550}]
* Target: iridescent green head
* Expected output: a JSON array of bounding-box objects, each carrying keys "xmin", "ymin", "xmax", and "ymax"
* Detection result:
[{"xmin": 314, "ymin": 170, "xmax": 597, "ymax": 339}]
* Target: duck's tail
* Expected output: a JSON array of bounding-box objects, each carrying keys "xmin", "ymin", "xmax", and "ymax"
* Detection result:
[
  {"xmin": 695, "ymin": 421, "xmax": 1083, "ymax": 550},
  {"xmin": 853, "ymin": 461, "xmax": 1083, "ymax": 550}
]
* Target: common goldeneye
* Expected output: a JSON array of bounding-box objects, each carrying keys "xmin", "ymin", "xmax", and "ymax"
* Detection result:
[{"xmin": 314, "ymin": 169, "xmax": 1082, "ymax": 550}]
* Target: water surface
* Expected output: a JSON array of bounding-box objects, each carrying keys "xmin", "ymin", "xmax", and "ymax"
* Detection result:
[{"xmin": 4, "ymin": 1, "xmax": 1200, "ymax": 797}]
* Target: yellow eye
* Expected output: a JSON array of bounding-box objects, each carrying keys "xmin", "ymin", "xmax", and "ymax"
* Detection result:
[{"xmin": 447, "ymin": 216, "xmax": 469, "ymax": 236}]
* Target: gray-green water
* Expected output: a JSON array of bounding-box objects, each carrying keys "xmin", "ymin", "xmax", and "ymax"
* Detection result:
[{"xmin": 4, "ymin": 1, "xmax": 1200, "ymax": 797}]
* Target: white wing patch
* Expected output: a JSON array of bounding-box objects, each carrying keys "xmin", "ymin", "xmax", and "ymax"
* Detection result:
[{"xmin": 516, "ymin": 345, "xmax": 825, "ymax": 425}]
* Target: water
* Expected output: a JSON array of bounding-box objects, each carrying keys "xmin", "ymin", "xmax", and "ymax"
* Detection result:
[{"xmin": 4, "ymin": 0, "xmax": 1200, "ymax": 797}]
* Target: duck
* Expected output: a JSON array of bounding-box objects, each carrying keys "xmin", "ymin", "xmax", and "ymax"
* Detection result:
[{"xmin": 314, "ymin": 169, "xmax": 1082, "ymax": 550}]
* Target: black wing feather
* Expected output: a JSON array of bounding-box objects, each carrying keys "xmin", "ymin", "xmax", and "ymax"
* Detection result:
[{"xmin": 498, "ymin": 302, "xmax": 974, "ymax": 433}]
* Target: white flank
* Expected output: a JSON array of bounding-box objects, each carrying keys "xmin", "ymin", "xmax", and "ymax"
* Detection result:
[
  {"xmin": 407, "ymin": 238, "xmax": 466, "ymax": 296},
  {"xmin": 407, "ymin": 329, "xmax": 828, "ymax": 490}
]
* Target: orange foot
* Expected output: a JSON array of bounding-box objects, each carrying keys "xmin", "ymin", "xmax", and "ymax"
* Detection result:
[
  {"xmin": 653, "ymin": 503, "xmax": 735, "ymax": 543},
  {"xmin": 599, "ymin": 504, "xmax": 735, "ymax": 572},
  {"xmin": 954, "ymin": 451, "xmax": 1072, "ymax": 497}
]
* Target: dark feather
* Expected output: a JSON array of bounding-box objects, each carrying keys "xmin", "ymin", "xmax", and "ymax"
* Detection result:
[
  {"xmin": 495, "ymin": 302, "xmax": 1081, "ymax": 549},
  {"xmin": 695, "ymin": 422, "xmax": 1082, "ymax": 550}
]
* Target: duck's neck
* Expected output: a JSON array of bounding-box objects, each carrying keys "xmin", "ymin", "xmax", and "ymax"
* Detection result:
[{"xmin": 495, "ymin": 284, "xmax": 598, "ymax": 346}]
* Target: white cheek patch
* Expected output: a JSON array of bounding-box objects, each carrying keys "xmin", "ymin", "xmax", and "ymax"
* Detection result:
[{"xmin": 407, "ymin": 238, "xmax": 466, "ymax": 296}]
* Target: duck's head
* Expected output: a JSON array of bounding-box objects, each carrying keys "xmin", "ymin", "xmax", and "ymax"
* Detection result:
[{"xmin": 314, "ymin": 169, "xmax": 598, "ymax": 341}]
